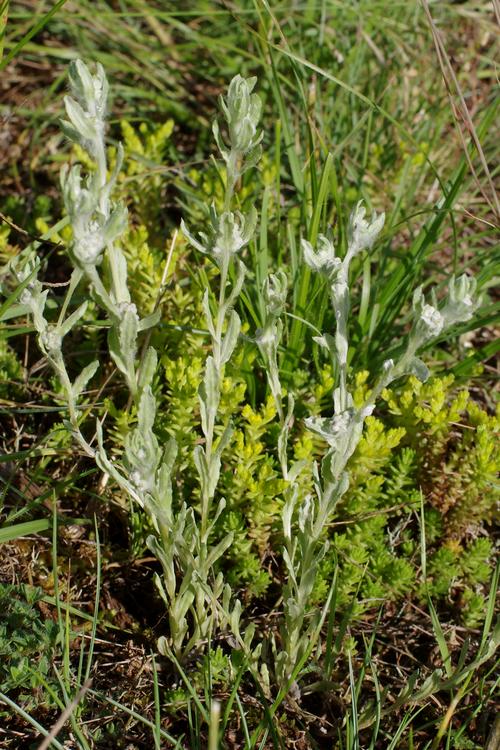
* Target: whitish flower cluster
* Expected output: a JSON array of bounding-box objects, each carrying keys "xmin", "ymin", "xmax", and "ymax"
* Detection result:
[
  {"xmin": 302, "ymin": 203, "xmax": 385, "ymax": 283},
  {"xmin": 60, "ymin": 163, "xmax": 127, "ymax": 269},
  {"xmin": 181, "ymin": 207, "xmax": 257, "ymax": 270},
  {"xmin": 302, "ymin": 234, "xmax": 341, "ymax": 280},
  {"xmin": 59, "ymin": 61, "xmax": 129, "ymax": 272},
  {"xmin": 60, "ymin": 60, "xmax": 108, "ymax": 147},
  {"xmin": 213, "ymin": 74, "xmax": 263, "ymax": 170},
  {"xmin": 347, "ymin": 200, "xmax": 385, "ymax": 256},
  {"xmin": 413, "ymin": 274, "xmax": 480, "ymax": 346}
]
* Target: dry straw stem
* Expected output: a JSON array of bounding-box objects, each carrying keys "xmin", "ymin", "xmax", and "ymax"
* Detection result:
[
  {"xmin": 421, "ymin": 0, "xmax": 500, "ymax": 222},
  {"xmin": 37, "ymin": 679, "xmax": 92, "ymax": 750}
]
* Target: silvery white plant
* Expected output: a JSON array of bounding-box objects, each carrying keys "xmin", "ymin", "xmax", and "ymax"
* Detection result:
[
  {"xmin": 6, "ymin": 58, "xmax": 484, "ymax": 690},
  {"xmin": 60, "ymin": 60, "xmax": 159, "ymax": 399},
  {"xmin": 95, "ymin": 382, "xmax": 234, "ymax": 656},
  {"xmin": 60, "ymin": 63, "xmax": 265, "ymax": 658},
  {"xmin": 181, "ymin": 75, "xmax": 262, "ymax": 538},
  {"xmin": 177, "ymin": 74, "xmax": 267, "ymax": 665},
  {"xmin": 8, "ymin": 251, "xmax": 97, "ymax": 457},
  {"xmin": 267, "ymin": 203, "xmax": 480, "ymax": 691},
  {"xmin": 9, "ymin": 61, "xmax": 160, "ymax": 451},
  {"xmin": 59, "ymin": 64, "xmax": 267, "ymax": 659},
  {"xmin": 81, "ymin": 66, "xmax": 264, "ymax": 658},
  {"xmin": 212, "ymin": 74, "xmax": 263, "ymax": 206},
  {"xmin": 6, "ymin": 61, "xmax": 263, "ymax": 661},
  {"xmin": 255, "ymin": 270, "xmax": 303, "ymax": 487}
]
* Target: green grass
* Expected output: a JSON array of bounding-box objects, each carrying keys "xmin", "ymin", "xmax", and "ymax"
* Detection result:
[{"xmin": 0, "ymin": 1, "xmax": 498, "ymax": 748}]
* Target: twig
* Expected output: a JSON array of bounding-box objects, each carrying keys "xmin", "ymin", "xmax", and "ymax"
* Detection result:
[
  {"xmin": 0, "ymin": 212, "xmax": 64, "ymax": 249},
  {"xmin": 37, "ymin": 678, "xmax": 92, "ymax": 750}
]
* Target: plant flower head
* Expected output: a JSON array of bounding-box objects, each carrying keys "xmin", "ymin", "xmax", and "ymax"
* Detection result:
[
  {"xmin": 60, "ymin": 60, "xmax": 109, "ymax": 152},
  {"xmin": 413, "ymin": 274, "xmax": 481, "ymax": 343},
  {"xmin": 305, "ymin": 411, "xmax": 354, "ymax": 447},
  {"xmin": 347, "ymin": 201, "xmax": 385, "ymax": 256},
  {"xmin": 221, "ymin": 74, "xmax": 263, "ymax": 155},
  {"xmin": 68, "ymin": 59, "xmax": 108, "ymax": 120},
  {"xmin": 421, "ymin": 302, "xmax": 444, "ymax": 337},
  {"xmin": 302, "ymin": 234, "xmax": 341, "ymax": 280},
  {"xmin": 263, "ymin": 270, "xmax": 287, "ymax": 318},
  {"xmin": 181, "ymin": 206, "xmax": 257, "ymax": 268},
  {"xmin": 60, "ymin": 164, "xmax": 128, "ymax": 268},
  {"xmin": 442, "ymin": 274, "xmax": 481, "ymax": 328}
]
